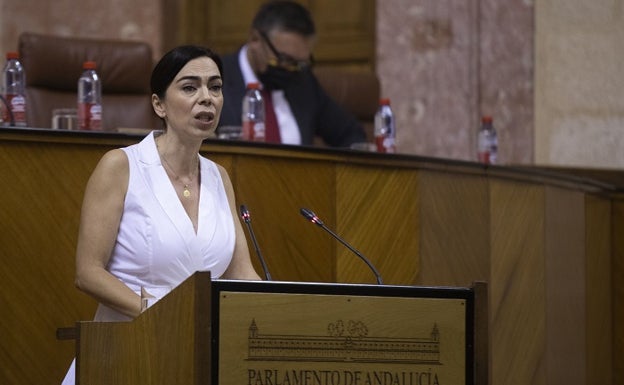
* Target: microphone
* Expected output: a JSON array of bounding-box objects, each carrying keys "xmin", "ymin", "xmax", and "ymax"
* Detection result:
[
  {"xmin": 299, "ymin": 208, "xmax": 383, "ymax": 285},
  {"xmin": 240, "ymin": 205, "xmax": 272, "ymax": 280}
]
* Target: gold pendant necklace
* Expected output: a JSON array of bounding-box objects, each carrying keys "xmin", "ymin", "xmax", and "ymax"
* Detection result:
[{"xmin": 159, "ymin": 148, "xmax": 198, "ymax": 199}]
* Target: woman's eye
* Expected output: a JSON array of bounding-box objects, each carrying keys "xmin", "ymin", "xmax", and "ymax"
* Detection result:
[
  {"xmin": 210, "ymin": 84, "xmax": 223, "ymax": 92},
  {"xmin": 182, "ymin": 85, "xmax": 197, "ymax": 92}
]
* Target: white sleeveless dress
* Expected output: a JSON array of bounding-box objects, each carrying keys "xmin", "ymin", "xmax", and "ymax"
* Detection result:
[{"xmin": 62, "ymin": 131, "xmax": 234, "ymax": 383}]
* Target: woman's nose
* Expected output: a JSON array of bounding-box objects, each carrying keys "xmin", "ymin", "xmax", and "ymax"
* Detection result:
[{"xmin": 198, "ymin": 86, "xmax": 212, "ymax": 105}]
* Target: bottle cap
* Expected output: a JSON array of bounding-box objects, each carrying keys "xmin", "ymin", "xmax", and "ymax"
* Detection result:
[
  {"xmin": 482, "ymin": 115, "xmax": 493, "ymax": 123},
  {"xmin": 379, "ymin": 98, "xmax": 391, "ymax": 106},
  {"xmin": 6, "ymin": 52, "xmax": 19, "ymax": 60},
  {"xmin": 83, "ymin": 61, "xmax": 97, "ymax": 70},
  {"xmin": 246, "ymin": 82, "xmax": 260, "ymax": 90}
]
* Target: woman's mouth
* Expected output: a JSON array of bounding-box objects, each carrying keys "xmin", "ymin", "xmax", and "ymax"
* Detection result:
[{"xmin": 195, "ymin": 111, "xmax": 215, "ymax": 124}]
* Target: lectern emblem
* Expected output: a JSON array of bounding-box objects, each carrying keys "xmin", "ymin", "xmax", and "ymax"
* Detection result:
[{"xmin": 247, "ymin": 319, "xmax": 442, "ymax": 364}]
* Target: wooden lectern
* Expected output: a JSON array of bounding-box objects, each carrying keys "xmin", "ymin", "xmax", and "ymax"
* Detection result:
[{"xmin": 76, "ymin": 272, "xmax": 488, "ymax": 385}]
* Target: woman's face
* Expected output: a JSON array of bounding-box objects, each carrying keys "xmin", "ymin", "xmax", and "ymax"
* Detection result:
[{"xmin": 153, "ymin": 56, "xmax": 223, "ymax": 138}]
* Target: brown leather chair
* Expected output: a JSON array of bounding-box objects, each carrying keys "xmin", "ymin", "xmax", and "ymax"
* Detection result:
[
  {"xmin": 313, "ymin": 67, "xmax": 380, "ymax": 143},
  {"xmin": 18, "ymin": 32, "xmax": 156, "ymax": 130}
]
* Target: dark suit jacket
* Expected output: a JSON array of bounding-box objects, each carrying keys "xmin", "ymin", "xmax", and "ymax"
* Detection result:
[{"xmin": 219, "ymin": 50, "xmax": 366, "ymax": 147}]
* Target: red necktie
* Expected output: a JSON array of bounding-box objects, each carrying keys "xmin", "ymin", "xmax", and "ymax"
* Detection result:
[{"xmin": 261, "ymin": 89, "xmax": 281, "ymax": 143}]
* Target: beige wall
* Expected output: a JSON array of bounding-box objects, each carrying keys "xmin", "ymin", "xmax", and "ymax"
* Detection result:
[
  {"xmin": 535, "ymin": 1, "xmax": 624, "ymax": 169},
  {"xmin": 376, "ymin": 0, "xmax": 534, "ymax": 164},
  {"xmin": 0, "ymin": 0, "xmax": 161, "ymax": 59}
]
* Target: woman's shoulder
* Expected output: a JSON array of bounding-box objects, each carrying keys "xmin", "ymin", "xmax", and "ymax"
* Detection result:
[
  {"xmin": 84, "ymin": 148, "xmax": 130, "ymax": 196},
  {"xmin": 92, "ymin": 149, "xmax": 129, "ymax": 180},
  {"xmin": 100, "ymin": 148, "xmax": 129, "ymax": 168}
]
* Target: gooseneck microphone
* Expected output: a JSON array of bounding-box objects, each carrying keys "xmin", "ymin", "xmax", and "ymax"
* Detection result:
[
  {"xmin": 299, "ymin": 208, "xmax": 383, "ymax": 285},
  {"xmin": 240, "ymin": 205, "xmax": 272, "ymax": 280}
]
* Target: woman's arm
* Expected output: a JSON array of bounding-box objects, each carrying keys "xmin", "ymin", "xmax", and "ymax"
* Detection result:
[
  {"xmin": 218, "ymin": 165, "xmax": 262, "ymax": 280},
  {"xmin": 74, "ymin": 149, "xmax": 142, "ymax": 318}
]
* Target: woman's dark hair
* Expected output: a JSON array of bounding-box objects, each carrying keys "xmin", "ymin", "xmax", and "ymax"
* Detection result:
[
  {"xmin": 252, "ymin": 0, "xmax": 315, "ymax": 36},
  {"xmin": 150, "ymin": 45, "xmax": 224, "ymax": 99}
]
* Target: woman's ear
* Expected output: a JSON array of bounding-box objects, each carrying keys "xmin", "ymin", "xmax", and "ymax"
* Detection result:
[{"xmin": 151, "ymin": 94, "xmax": 166, "ymax": 118}]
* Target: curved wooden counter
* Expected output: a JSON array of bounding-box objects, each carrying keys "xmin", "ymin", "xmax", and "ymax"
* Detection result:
[{"xmin": 0, "ymin": 127, "xmax": 621, "ymax": 384}]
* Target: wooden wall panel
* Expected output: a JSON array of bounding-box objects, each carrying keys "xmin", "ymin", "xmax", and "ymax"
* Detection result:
[
  {"xmin": 164, "ymin": 0, "xmax": 376, "ymax": 68},
  {"xmin": 418, "ymin": 171, "xmax": 489, "ymax": 287},
  {"xmin": 335, "ymin": 165, "xmax": 419, "ymax": 285},
  {"xmin": 585, "ymin": 195, "xmax": 613, "ymax": 384},
  {"xmin": 230, "ymin": 155, "xmax": 336, "ymax": 283},
  {"xmin": 309, "ymin": 0, "xmax": 375, "ymax": 65},
  {"xmin": 545, "ymin": 187, "xmax": 586, "ymax": 385},
  {"xmin": 613, "ymin": 196, "xmax": 624, "ymax": 385},
  {"xmin": 0, "ymin": 141, "xmax": 107, "ymax": 383},
  {"xmin": 204, "ymin": 0, "xmax": 262, "ymax": 54},
  {"xmin": 489, "ymin": 180, "xmax": 546, "ymax": 385}
]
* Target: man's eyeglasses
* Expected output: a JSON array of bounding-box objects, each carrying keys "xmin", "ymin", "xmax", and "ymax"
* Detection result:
[{"xmin": 259, "ymin": 31, "xmax": 313, "ymax": 72}]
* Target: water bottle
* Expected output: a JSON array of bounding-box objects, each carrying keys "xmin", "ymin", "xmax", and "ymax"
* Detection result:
[
  {"xmin": 374, "ymin": 98, "xmax": 396, "ymax": 153},
  {"xmin": 241, "ymin": 82, "xmax": 265, "ymax": 141},
  {"xmin": 1, "ymin": 52, "xmax": 27, "ymax": 127},
  {"xmin": 477, "ymin": 115, "xmax": 498, "ymax": 164},
  {"xmin": 77, "ymin": 61, "xmax": 102, "ymax": 130}
]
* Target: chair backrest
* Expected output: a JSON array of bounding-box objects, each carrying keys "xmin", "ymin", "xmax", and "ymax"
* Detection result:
[
  {"xmin": 313, "ymin": 67, "xmax": 380, "ymax": 142},
  {"xmin": 18, "ymin": 32, "xmax": 156, "ymax": 130}
]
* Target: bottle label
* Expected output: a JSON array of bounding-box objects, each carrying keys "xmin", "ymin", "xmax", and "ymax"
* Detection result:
[
  {"xmin": 477, "ymin": 151, "xmax": 490, "ymax": 164},
  {"xmin": 79, "ymin": 102, "xmax": 102, "ymax": 130},
  {"xmin": 253, "ymin": 122, "xmax": 265, "ymax": 141},
  {"xmin": 375, "ymin": 135, "xmax": 396, "ymax": 153},
  {"xmin": 2, "ymin": 94, "xmax": 27, "ymax": 126},
  {"xmin": 242, "ymin": 121, "xmax": 253, "ymax": 140},
  {"xmin": 477, "ymin": 129, "xmax": 496, "ymax": 164},
  {"xmin": 489, "ymin": 151, "xmax": 497, "ymax": 165},
  {"xmin": 242, "ymin": 121, "xmax": 265, "ymax": 142}
]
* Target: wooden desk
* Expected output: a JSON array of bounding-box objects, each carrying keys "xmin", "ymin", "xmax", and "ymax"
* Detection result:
[{"xmin": 0, "ymin": 127, "xmax": 621, "ymax": 384}]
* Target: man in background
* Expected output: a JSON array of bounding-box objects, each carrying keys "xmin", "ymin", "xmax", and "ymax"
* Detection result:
[{"xmin": 218, "ymin": 0, "xmax": 366, "ymax": 147}]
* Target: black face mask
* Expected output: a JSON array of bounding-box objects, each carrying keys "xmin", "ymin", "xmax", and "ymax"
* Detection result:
[{"xmin": 258, "ymin": 64, "xmax": 301, "ymax": 90}]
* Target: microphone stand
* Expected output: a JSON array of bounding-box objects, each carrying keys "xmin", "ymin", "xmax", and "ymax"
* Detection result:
[
  {"xmin": 300, "ymin": 208, "xmax": 383, "ymax": 285},
  {"xmin": 240, "ymin": 205, "xmax": 272, "ymax": 281}
]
